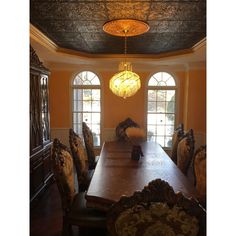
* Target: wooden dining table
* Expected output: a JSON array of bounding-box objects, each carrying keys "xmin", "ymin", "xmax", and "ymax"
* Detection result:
[{"xmin": 85, "ymin": 140, "xmax": 196, "ymax": 211}]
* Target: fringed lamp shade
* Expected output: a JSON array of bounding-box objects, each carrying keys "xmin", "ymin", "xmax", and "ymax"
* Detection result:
[{"xmin": 110, "ymin": 70, "xmax": 141, "ymax": 99}]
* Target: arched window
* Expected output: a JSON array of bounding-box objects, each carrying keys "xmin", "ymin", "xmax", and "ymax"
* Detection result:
[
  {"xmin": 147, "ymin": 72, "xmax": 177, "ymax": 148},
  {"xmin": 72, "ymin": 71, "xmax": 101, "ymax": 146}
]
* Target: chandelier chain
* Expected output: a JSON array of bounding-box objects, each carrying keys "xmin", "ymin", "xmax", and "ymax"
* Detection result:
[{"xmin": 124, "ymin": 30, "xmax": 127, "ymax": 64}]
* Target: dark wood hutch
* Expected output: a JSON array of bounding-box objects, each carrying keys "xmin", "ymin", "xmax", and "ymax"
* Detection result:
[{"xmin": 30, "ymin": 46, "xmax": 53, "ymax": 203}]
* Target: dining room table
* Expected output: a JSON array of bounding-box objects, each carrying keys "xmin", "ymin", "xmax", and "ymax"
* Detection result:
[{"xmin": 85, "ymin": 140, "xmax": 196, "ymax": 211}]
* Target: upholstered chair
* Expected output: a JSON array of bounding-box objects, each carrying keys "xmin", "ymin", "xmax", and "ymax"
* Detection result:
[
  {"xmin": 51, "ymin": 138, "xmax": 106, "ymax": 236},
  {"xmin": 52, "ymin": 138, "xmax": 76, "ymax": 211},
  {"xmin": 194, "ymin": 145, "xmax": 206, "ymax": 208},
  {"xmin": 69, "ymin": 129, "xmax": 94, "ymax": 192},
  {"xmin": 177, "ymin": 129, "xmax": 195, "ymax": 175},
  {"xmin": 115, "ymin": 117, "xmax": 140, "ymax": 141},
  {"xmin": 107, "ymin": 179, "xmax": 206, "ymax": 236},
  {"xmin": 171, "ymin": 123, "xmax": 184, "ymax": 164},
  {"xmin": 82, "ymin": 122, "xmax": 99, "ymax": 169}
]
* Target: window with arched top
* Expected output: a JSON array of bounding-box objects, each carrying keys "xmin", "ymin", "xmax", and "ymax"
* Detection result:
[
  {"xmin": 72, "ymin": 71, "xmax": 101, "ymax": 146},
  {"xmin": 147, "ymin": 72, "xmax": 177, "ymax": 148}
]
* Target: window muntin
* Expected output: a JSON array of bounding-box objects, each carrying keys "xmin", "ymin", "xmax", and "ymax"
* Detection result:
[
  {"xmin": 148, "ymin": 72, "xmax": 176, "ymax": 86},
  {"xmin": 73, "ymin": 71, "xmax": 100, "ymax": 85},
  {"xmin": 147, "ymin": 72, "xmax": 176, "ymax": 148},
  {"xmin": 72, "ymin": 71, "xmax": 101, "ymax": 146}
]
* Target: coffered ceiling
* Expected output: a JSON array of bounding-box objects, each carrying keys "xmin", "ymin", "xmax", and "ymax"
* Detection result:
[{"xmin": 30, "ymin": 0, "xmax": 206, "ymax": 55}]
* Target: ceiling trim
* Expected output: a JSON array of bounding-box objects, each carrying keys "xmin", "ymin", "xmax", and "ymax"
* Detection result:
[
  {"xmin": 30, "ymin": 24, "xmax": 58, "ymax": 52},
  {"xmin": 192, "ymin": 37, "xmax": 206, "ymax": 52},
  {"xmin": 30, "ymin": 24, "xmax": 206, "ymax": 60}
]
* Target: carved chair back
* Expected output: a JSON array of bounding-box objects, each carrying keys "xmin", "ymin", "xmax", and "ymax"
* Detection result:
[
  {"xmin": 194, "ymin": 145, "xmax": 206, "ymax": 207},
  {"xmin": 171, "ymin": 123, "xmax": 185, "ymax": 164},
  {"xmin": 51, "ymin": 138, "xmax": 76, "ymax": 213},
  {"xmin": 177, "ymin": 129, "xmax": 195, "ymax": 175},
  {"xmin": 69, "ymin": 129, "xmax": 88, "ymax": 185},
  {"xmin": 107, "ymin": 179, "xmax": 206, "ymax": 236},
  {"xmin": 115, "ymin": 117, "xmax": 140, "ymax": 141},
  {"xmin": 82, "ymin": 122, "xmax": 96, "ymax": 169}
]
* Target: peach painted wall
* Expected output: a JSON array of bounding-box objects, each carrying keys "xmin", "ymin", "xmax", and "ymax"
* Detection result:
[
  {"xmin": 49, "ymin": 69, "xmax": 187, "ymax": 130},
  {"xmin": 184, "ymin": 68, "xmax": 206, "ymax": 133},
  {"xmin": 48, "ymin": 66, "xmax": 205, "ymax": 147},
  {"xmin": 49, "ymin": 70, "xmax": 71, "ymax": 128}
]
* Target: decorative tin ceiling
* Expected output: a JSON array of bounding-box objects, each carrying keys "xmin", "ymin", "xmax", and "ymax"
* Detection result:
[{"xmin": 30, "ymin": 0, "xmax": 206, "ymax": 55}]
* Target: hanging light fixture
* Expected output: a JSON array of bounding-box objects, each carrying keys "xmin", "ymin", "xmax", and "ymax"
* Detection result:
[{"xmin": 103, "ymin": 19, "xmax": 149, "ymax": 99}]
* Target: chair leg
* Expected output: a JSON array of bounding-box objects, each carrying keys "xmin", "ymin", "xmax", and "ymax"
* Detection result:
[{"xmin": 62, "ymin": 217, "xmax": 73, "ymax": 236}]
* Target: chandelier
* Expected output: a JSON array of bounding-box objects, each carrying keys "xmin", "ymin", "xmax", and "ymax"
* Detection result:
[{"xmin": 103, "ymin": 19, "xmax": 149, "ymax": 99}]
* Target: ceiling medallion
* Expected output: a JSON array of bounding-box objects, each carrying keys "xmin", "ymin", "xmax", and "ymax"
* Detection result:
[
  {"xmin": 103, "ymin": 19, "xmax": 149, "ymax": 37},
  {"xmin": 103, "ymin": 19, "xmax": 149, "ymax": 99}
]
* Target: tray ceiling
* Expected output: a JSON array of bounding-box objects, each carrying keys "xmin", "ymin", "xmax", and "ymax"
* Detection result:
[{"xmin": 30, "ymin": 0, "xmax": 206, "ymax": 55}]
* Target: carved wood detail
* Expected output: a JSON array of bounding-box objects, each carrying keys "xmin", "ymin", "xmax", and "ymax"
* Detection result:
[
  {"xmin": 107, "ymin": 178, "xmax": 206, "ymax": 236},
  {"xmin": 30, "ymin": 45, "xmax": 47, "ymax": 70}
]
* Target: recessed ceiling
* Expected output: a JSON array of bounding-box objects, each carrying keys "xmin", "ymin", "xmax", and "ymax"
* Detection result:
[{"xmin": 30, "ymin": 0, "xmax": 206, "ymax": 55}]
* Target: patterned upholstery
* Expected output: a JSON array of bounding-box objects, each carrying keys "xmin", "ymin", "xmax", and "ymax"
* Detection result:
[
  {"xmin": 115, "ymin": 117, "xmax": 140, "ymax": 141},
  {"xmin": 171, "ymin": 123, "xmax": 184, "ymax": 164},
  {"xmin": 177, "ymin": 129, "xmax": 195, "ymax": 175},
  {"xmin": 194, "ymin": 145, "xmax": 206, "ymax": 207},
  {"xmin": 107, "ymin": 179, "xmax": 206, "ymax": 236},
  {"xmin": 52, "ymin": 138, "xmax": 76, "ymax": 212},
  {"xmin": 82, "ymin": 122, "xmax": 99, "ymax": 169},
  {"xmin": 69, "ymin": 129, "xmax": 93, "ymax": 192},
  {"xmin": 51, "ymin": 138, "xmax": 107, "ymax": 234}
]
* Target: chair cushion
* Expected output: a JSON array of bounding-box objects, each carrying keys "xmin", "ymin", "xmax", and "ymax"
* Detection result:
[
  {"xmin": 67, "ymin": 192, "xmax": 107, "ymax": 228},
  {"xmin": 115, "ymin": 202, "xmax": 199, "ymax": 236}
]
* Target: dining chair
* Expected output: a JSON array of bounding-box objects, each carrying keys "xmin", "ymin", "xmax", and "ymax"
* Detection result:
[
  {"xmin": 69, "ymin": 129, "xmax": 94, "ymax": 192},
  {"xmin": 115, "ymin": 117, "xmax": 140, "ymax": 141},
  {"xmin": 107, "ymin": 178, "xmax": 206, "ymax": 236},
  {"xmin": 51, "ymin": 138, "xmax": 107, "ymax": 236},
  {"xmin": 171, "ymin": 123, "xmax": 185, "ymax": 164},
  {"xmin": 194, "ymin": 145, "xmax": 206, "ymax": 208},
  {"xmin": 82, "ymin": 122, "xmax": 99, "ymax": 169},
  {"xmin": 177, "ymin": 129, "xmax": 195, "ymax": 175}
]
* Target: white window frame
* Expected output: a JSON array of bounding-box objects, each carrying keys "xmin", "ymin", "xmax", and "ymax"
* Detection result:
[
  {"xmin": 146, "ymin": 72, "xmax": 177, "ymax": 149},
  {"xmin": 72, "ymin": 71, "xmax": 101, "ymax": 147}
]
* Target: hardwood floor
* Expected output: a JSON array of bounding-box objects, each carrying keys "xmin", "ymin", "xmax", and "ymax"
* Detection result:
[{"xmin": 30, "ymin": 181, "xmax": 107, "ymax": 236}]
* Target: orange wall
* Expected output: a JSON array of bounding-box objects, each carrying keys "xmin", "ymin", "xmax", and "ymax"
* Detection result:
[
  {"xmin": 49, "ymin": 71, "xmax": 71, "ymax": 127},
  {"xmin": 183, "ymin": 68, "xmax": 206, "ymax": 133},
  {"xmin": 48, "ymin": 67, "xmax": 205, "ymax": 143}
]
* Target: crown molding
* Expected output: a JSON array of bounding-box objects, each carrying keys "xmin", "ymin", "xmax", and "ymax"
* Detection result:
[
  {"xmin": 30, "ymin": 24, "xmax": 58, "ymax": 52},
  {"xmin": 192, "ymin": 37, "xmax": 206, "ymax": 52}
]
